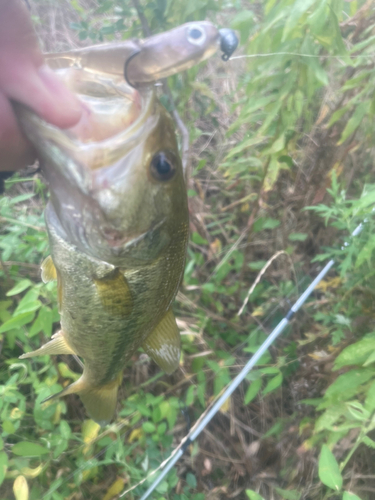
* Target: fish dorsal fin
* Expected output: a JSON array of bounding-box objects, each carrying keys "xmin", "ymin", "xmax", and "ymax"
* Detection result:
[
  {"xmin": 142, "ymin": 310, "xmax": 181, "ymax": 374},
  {"xmin": 41, "ymin": 255, "xmax": 57, "ymax": 283},
  {"xmin": 94, "ymin": 269, "xmax": 133, "ymax": 317},
  {"xmin": 19, "ymin": 331, "xmax": 76, "ymax": 358}
]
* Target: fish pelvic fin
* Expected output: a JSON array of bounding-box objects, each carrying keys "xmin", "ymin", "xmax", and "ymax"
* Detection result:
[
  {"xmin": 41, "ymin": 255, "xmax": 57, "ymax": 283},
  {"xmin": 20, "ymin": 331, "xmax": 76, "ymax": 359},
  {"xmin": 142, "ymin": 309, "xmax": 181, "ymax": 374},
  {"xmin": 42, "ymin": 372, "xmax": 123, "ymax": 427}
]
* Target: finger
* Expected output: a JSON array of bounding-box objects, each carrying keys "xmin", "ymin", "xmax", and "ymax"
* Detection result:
[
  {"xmin": 0, "ymin": 91, "xmax": 36, "ymax": 172},
  {"xmin": 0, "ymin": 53, "xmax": 82, "ymax": 129}
]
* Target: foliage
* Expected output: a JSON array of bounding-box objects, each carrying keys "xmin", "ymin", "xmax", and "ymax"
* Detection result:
[{"xmin": 1, "ymin": 0, "xmax": 375, "ymax": 499}]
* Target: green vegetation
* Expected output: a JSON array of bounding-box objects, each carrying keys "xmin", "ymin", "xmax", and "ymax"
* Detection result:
[{"xmin": 1, "ymin": 0, "xmax": 375, "ymax": 499}]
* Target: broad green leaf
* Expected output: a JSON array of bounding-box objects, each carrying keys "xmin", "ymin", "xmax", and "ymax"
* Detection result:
[
  {"xmin": 263, "ymin": 373, "xmax": 283, "ymax": 395},
  {"xmin": 325, "ymin": 368, "xmax": 374, "ymax": 401},
  {"xmin": 59, "ymin": 420, "xmax": 71, "ymax": 441},
  {"xmin": 343, "ymin": 492, "xmax": 363, "ymax": 500},
  {"xmin": 288, "ymin": 233, "xmax": 308, "ymax": 241},
  {"xmin": 315, "ymin": 404, "xmax": 346, "ymax": 433},
  {"xmin": 337, "ymin": 102, "xmax": 369, "ymax": 145},
  {"xmin": 244, "ymin": 378, "xmax": 262, "ymax": 404},
  {"xmin": 246, "ymin": 491, "xmax": 265, "ymax": 500},
  {"xmin": 29, "ymin": 306, "xmax": 54, "ymax": 338},
  {"xmin": 12, "ymin": 442, "xmax": 49, "ymax": 457},
  {"xmin": 0, "ymin": 311, "xmax": 35, "ymax": 333},
  {"xmin": 142, "ymin": 422, "xmax": 156, "ymax": 433},
  {"xmin": 318, "ymin": 444, "xmax": 343, "ymax": 491},
  {"xmin": 6, "ymin": 279, "xmax": 32, "ymax": 296},
  {"xmin": 334, "ymin": 336, "xmax": 375, "ymax": 369}
]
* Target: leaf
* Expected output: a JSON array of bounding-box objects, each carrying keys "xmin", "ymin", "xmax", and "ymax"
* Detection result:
[
  {"xmin": 334, "ymin": 336, "xmax": 375, "ymax": 369},
  {"xmin": 12, "ymin": 442, "xmax": 49, "ymax": 457},
  {"xmin": 0, "ymin": 311, "xmax": 35, "ymax": 333},
  {"xmin": 355, "ymin": 234, "xmax": 375, "ymax": 268},
  {"xmin": 244, "ymin": 378, "xmax": 262, "ymax": 404},
  {"xmin": 362, "ymin": 436, "xmax": 375, "ymax": 450},
  {"xmin": 29, "ymin": 306, "xmax": 53, "ymax": 338},
  {"xmin": 103, "ymin": 478, "xmax": 125, "ymax": 500},
  {"xmin": 220, "ymin": 397, "xmax": 230, "ymax": 413},
  {"xmin": 0, "ymin": 451, "xmax": 8, "ymax": 486},
  {"xmin": 315, "ymin": 404, "xmax": 346, "ymax": 433},
  {"xmin": 288, "ymin": 233, "xmax": 308, "ymax": 241},
  {"xmin": 246, "ymin": 491, "xmax": 265, "ymax": 500},
  {"xmin": 142, "ymin": 422, "xmax": 156, "ymax": 433},
  {"xmin": 263, "ymin": 373, "xmax": 283, "ymax": 395},
  {"xmin": 6, "ymin": 279, "xmax": 32, "ymax": 296},
  {"xmin": 325, "ymin": 368, "xmax": 374, "ymax": 401},
  {"xmin": 337, "ymin": 102, "xmax": 369, "ymax": 145},
  {"xmin": 82, "ymin": 420, "xmax": 100, "ymax": 444},
  {"xmin": 282, "ymin": 0, "xmax": 315, "ymax": 41},
  {"xmin": 274, "ymin": 487, "xmax": 301, "ymax": 500},
  {"xmin": 13, "ymin": 475, "xmax": 29, "ymax": 500},
  {"xmin": 318, "ymin": 445, "xmax": 343, "ymax": 491},
  {"xmin": 186, "ymin": 472, "xmax": 197, "ymax": 488},
  {"xmin": 342, "ymin": 492, "xmax": 363, "ymax": 500},
  {"xmin": 365, "ymin": 380, "xmax": 375, "ymax": 412}
]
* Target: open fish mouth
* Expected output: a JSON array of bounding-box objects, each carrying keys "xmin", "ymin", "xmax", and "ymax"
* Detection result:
[{"xmin": 14, "ymin": 22, "xmax": 238, "ymax": 263}]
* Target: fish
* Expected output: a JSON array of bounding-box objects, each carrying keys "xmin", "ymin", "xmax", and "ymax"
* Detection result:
[{"xmin": 14, "ymin": 22, "xmax": 238, "ymax": 425}]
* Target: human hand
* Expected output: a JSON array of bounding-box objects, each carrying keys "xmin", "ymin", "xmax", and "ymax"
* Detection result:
[{"xmin": 0, "ymin": 0, "xmax": 82, "ymax": 172}]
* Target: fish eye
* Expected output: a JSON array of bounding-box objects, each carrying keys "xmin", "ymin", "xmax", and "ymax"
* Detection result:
[
  {"xmin": 150, "ymin": 152, "xmax": 176, "ymax": 181},
  {"xmin": 187, "ymin": 25, "xmax": 206, "ymax": 46}
]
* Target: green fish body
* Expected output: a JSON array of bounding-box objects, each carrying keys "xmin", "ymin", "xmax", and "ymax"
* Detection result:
[{"xmin": 15, "ymin": 22, "xmax": 237, "ymax": 424}]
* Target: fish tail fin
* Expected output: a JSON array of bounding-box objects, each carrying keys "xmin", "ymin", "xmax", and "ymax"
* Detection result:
[{"xmin": 42, "ymin": 371, "xmax": 123, "ymax": 426}]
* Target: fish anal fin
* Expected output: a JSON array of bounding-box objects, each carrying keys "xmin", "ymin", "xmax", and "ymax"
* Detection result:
[
  {"xmin": 94, "ymin": 269, "xmax": 133, "ymax": 317},
  {"xmin": 41, "ymin": 255, "xmax": 57, "ymax": 283},
  {"xmin": 142, "ymin": 310, "xmax": 181, "ymax": 374},
  {"xmin": 20, "ymin": 331, "xmax": 76, "ymax": 359}
]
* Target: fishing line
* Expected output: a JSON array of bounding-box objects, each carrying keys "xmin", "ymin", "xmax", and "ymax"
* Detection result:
[
  {"xmin": 230, "ymin": 52, "xmax": 375, "ymax": 60},
  {"xmin": 117, "ymin": 217, "xmax": 369, "ymax": 500}
]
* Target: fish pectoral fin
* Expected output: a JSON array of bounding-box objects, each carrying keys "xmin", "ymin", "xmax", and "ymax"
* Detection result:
[
  {"xmin": 41, "ymin": 255, "xmax": 57, "ymax": 283},
  {"xmin": 94, "ymin": 269, "xmax": 133, "ymax": 317},
  {"xmin": 19, "ymin": 331, "xmax": 76, "ymax": 358},
  {"xmin": 142, "ymin": 310, "xmax": 181, "ymax": 374}
]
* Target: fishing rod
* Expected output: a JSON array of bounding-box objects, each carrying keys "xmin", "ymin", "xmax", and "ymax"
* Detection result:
[{"xmin": 118, "ymin": 219, "xmax": 367, "ymax": 500}]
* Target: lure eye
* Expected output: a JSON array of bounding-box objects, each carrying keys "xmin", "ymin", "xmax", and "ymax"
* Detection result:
[
  {"xmin": 150, "ymin": 152, "xmax": 176, "ymax": 181},
  {"xmin": 187, "ymin": 25, "xmax": 206, "ymax": 46}
]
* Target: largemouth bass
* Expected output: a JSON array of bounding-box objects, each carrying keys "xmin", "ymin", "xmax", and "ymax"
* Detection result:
[{"xmin": 15, "ymin": 22, "xmax": 237, "ymax": 425}]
